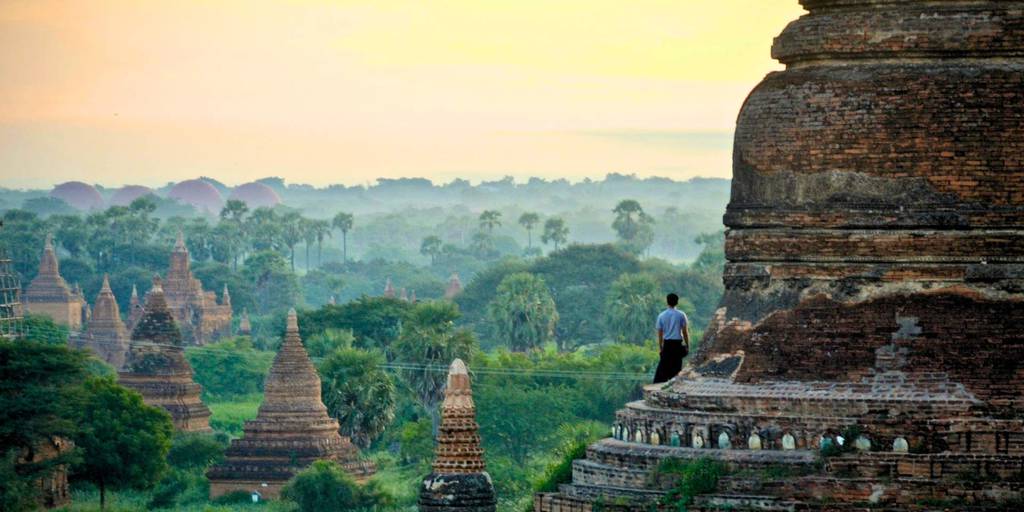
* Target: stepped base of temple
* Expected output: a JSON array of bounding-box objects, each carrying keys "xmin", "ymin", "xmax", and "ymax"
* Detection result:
[
  {"xmin": 535, "ymin": 363, "xmax": 1024, "ymax": 512},
  {"xmin": 118, "ymin": 343, "xmax": 212, "ymax": 433},
  {"xmin": 419, "ymin": 472, "xmax": 497, "ymax": 512}
]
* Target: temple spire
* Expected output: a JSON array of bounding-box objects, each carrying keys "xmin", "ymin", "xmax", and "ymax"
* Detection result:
[
  {"xmin": 419, "ymin": 358, "xmax": 495, "ymax": 511},
  {"xmin": 39, "ymin": 234, "xmax": 59, "ymax": 276},
  {"xmin": 175, "ymin": 229, "xmax": 186, "ymax": 251}
]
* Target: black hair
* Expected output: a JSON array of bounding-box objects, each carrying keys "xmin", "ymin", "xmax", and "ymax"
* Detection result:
[{"xmin": 666, "ymin": 293, "xmax": 679, "ymax": 307}]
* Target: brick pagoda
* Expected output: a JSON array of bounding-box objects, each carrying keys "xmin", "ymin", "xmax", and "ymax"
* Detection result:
[
  {"xmin": 536, "ymin": 1, "xmax": 1024, "ymax": 510},
  {"xmin": 71, "ymin": 275, "xmax": 130, "ymax": 369},
  {"xmin": 23, "ymin": 235, "xmax": 85, "ymax": 330},
  {"xmin": 444, "ymin": 273, "xmax": 463, "ymax": 300},
  {"xmin": 162, "ymin": 231, "xmax": 232, "ymax": 345},
  {"xmin": 419, "ymin": 359, "xmax": 496, "ymax": 512},
  {"xmin": 119, "ymin": 276, "xmax": 212, "ymax": 432},
  {"xmin": 207, "ymin": 308, "xmax": 375, "ymax": 499}
]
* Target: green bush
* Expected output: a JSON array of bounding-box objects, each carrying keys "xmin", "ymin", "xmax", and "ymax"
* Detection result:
[
  {"xmin": 654, "ymin": 457, "xmax": 726, "ymax": 510},
  {"xmin": 280, "ymin": 460, "xmax": 391, "ymax": 512}
]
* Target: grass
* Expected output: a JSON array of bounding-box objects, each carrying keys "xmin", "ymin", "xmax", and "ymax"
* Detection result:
[
  {"xmin": 366, "ymin": 451, "xmax": 425, "ymax": 508},
  {"xmin": 207, "ymin": 395, "xmax": 262, "ymax": 436},
  {"xmin": 55, "ymin": 486, "xmax": 297, "ymax": 512}
]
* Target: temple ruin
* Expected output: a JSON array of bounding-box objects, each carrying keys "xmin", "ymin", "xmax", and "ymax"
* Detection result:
[
  {"xmin": 207, "ymin": 308, "xmax": 375, "ymax": 499},
  {"xmin": 536, "ymin": 1, "xmax": 1024, "ymax": 510},
  {"xmin": 445, "ymin": 273, "xmax": 463, "ymax": 299},
  {"xmin": 162, "ymin": 231, "xmax": 232, "ymax": 345},
  {"xmin": 23, "ymin": 235, "xmax": 85, "ymax": 330},
  {"xmin": 119, "ymin": 276, "xmax": 212, "ymax": 432},
  {"xmin": 71, "ymin": 275, "xmax": 130, "ymax": 369},
  {"xmin": 419, "ymin": 359, "xmax": 496, "ymax": 512}
]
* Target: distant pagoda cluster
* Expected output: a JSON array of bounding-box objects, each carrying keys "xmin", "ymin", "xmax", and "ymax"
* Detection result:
[
  {"xmin": 160, "ymin": 231, "xmax": 233, "ymax": 345},
  {"xmin": 23, "ymin": 235, "xmax": 87, "ymax": 331},
  {"xmin": 70, "ymin": 275, "xmax": 130, "ymax": 369},
  {"xmin": 118, "ymin": 276, "xmax": 212, "ymax": 432},
  {"xmin": 535, "ymin": 1, "xmax": 1024, "ymax": 511},
  {"xmin": 207, "ymin": 308, "xmax": 375, "ymax": 499},
  {"xmin": 419, "ymin": 359, "xmax": 496, "ymax": 512}
]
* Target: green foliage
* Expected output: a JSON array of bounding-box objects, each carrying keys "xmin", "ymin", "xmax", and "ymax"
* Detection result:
[
  {"xmin": 70, "ymin": 376, "xmax": 175, "ymax": 505},
  {"xmin": 532, "ymin": 435, "xmax": 594, "ymax": 494},
  {"xmin": 22, "ymin": 313, "xmax": 71, "ymax": 345},
  {"xmin": 0, "ymin": 340, "xmax": 89, "ymax": 511},
  {"xmin": 531, "ymin": 244, "xmax": 641, "ymax": 347},
  {"xmin": 304, "ymin": 328, "xmax": 355, "ymax": 359},
  {"xmin": 488, "ymin": 272, "xmax": 559, "ymax": 352},
  {"xmin": 654, "ymin": 457, "xmax": 727, "ymax": 511},
  {"xmin": 604, "ymin": 273, "xmax": 662, "ymax": 344},
  {"xmin": 186, "ymin": 338, "xmax": 274, "ymax": 399},
  {"xmin": 455, "ymin": 258, "xmax": 529, "ymax": 340},
  {"xmin": 299, "ymin": 297, "xmax": 411, "ymax": 355},
  {"xmin": 392, "ymin": 301, "xmax": 478, "ymax": 433},
  {"xmin": 541, "ymin": 217, "xmax": 569, "ymax": 251},
  {"xmin": 318, "ymin": 348, "xmax": 396, "ymax": 448},
  {"xmin": 207, "ymin": 397, "xmax": 261, "ymax": 437},
  {"xmin": 166, "ymin": 433, "xmax": 227, "ymax": 471},
  {"xmin": 241, "ymin": 250, "xmax": 300, "ymax": 315},
  {"xmin": 398, "ymin": 418, "xmax": 434, "ymax": 465},
  {"xmin": 611, "ymin": 199, "xmax": 656, "ymax": 256},
  {"xmin": 280, "ymin": 460, "xmax": 391, "ymax": 512}
]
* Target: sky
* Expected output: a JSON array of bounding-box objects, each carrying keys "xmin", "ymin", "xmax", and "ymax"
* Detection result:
[{"xmin": 0, "ymin": 0, "xmax": 804, "ymax": 189}]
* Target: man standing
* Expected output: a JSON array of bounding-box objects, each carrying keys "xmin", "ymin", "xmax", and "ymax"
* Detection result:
[{"xmin": 653, "ymin": 293, "xmax": 689, "ymax": 384}]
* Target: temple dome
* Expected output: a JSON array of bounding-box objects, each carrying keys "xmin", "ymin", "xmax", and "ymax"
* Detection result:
[
  {"xmin": 110, "ymin": 185, "xmax": 154, "ymax": 207},
  {"xmin": 168, "ymin": 179, "xmax": 224, "ymax": 213},
  {"xmin": 228, "ymin": 182, "xmax": 281, "ymax": 208},
  {"xmin": 50, "ymin": 181, "xmax": 104, "ymax": 211}
]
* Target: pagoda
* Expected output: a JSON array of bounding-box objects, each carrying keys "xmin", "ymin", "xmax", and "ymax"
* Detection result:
[
  {"xmin": 23, "ymin": 235, "xmax": 85, "ymax": 330},
  {"xmin": 119, "ymin": 276, "xmax": 211, "ymax": 432},
  {"xmin": 536, "ymin": 1, "xmax": 1024, "ymax": 511},
  {"xmin": 126, "ymin": 284, "xmax": 143, "ymax": 331},
  {"xmin": 161, "ymin": 231, "xmax": 232, "ymax": 345},
  {"xmin": 419, "ymin": 359, "xmax": 496, "ymax": 512},
  {"xmin": 444, "ymin": 273, "xmax": 462, "ymax": 299},
  {"xmin": 207, "ymin": 308, "xmax": 375, "ymax": 499},
  {"xmin": 71, "ymin": 275, "xmax": 130, "ymax": 369}
]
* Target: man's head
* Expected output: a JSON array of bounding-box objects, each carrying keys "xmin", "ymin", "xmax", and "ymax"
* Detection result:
[{"xmin": 666, "ymin": 293, "xmax": 679, "ymax": 307}]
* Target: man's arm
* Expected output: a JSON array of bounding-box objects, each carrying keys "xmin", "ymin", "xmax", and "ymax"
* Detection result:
[
  {"xmin": 682, "ymin": 323, "xmax": 690, "ymax": 348},
  {"xmin": 657, "ymin": 328, "xmax": 664, "ymax": 351}
]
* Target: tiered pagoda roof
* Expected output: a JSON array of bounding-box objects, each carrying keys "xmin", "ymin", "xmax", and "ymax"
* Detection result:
[
  {"xmin": 207, "ymin": 308, "xmax": 375, "ymax": 499},
  {"xmin": 419, "ymin": 359, "xmax": 495, "ymax": 512},
  {"xmin": 118, "ymin": 276, "xmax": 211, "ymax": 432},
  {"xmin": 72, "ymin": 275, "xmax": 130, "ymax": 369},
  {"xmin": 24, "ymin": 235, "xmax": 84, "ymax": 330}
]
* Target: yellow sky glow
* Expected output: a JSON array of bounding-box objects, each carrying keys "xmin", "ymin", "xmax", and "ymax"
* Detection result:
[{"xmin": 0, "ymin": 0, "xmax": 804, "ymax": 188}]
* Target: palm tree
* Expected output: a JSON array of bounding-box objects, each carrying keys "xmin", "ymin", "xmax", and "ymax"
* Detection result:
[
  {"xmin": 420, "ymin": 235, "xmax": 443, "ymax": 265},
  {"xmin": 542, "ymin": 217, "xmax": 569, "ymax": 251},
  {"xmin": 301, "ymin": 219, "xmax": 316, "ymax": 270},
  {"xmin": 310, "ymin": 219, "xmax": 332, "ymax": 268},
  {"xmin": 518, "ymin": 212, "xmax": 540, "ymax": 249},
  {"xmin": 220, "ymin": 199, "xmax": 249, "ymax": 223},
  {"xmin": 479, "ymin": 210, "xmax": 502, "ymax": 234},
  {"xmin": 332, "ymin": 212, "xmax": 354, "ymax": 263},
  {"xmin": 279, "ymin": 211, "xmax": 304, "ymax": 271}
]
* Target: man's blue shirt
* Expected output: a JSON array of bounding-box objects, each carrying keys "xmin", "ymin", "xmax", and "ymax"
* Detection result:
[{"xmin": 656, "ymin": 307, "xmax": 688, "ymax": 341}]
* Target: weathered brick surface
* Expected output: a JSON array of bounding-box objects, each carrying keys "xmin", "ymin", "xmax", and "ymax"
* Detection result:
[{"xmin": 536, "ymin": 1, "xmax": 1024, "ymax": 510}]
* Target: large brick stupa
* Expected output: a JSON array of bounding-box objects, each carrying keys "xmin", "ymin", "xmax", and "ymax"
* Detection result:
[
  {"xmin": 207, "ymin": 308, "xmax": 375, "ymax": 499},
  {"xmin": 119, "ymin": 276, "xmax": 211, "ymax": 432},
  {"xmin": 536, "ymin": 1, "xmax": 1024, "ymax": 510}
]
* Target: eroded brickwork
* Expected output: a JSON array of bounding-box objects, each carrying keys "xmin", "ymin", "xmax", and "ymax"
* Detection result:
[
  {"xmin": 162, "ymin": 232, "xmax": 232, "ymax": 345},
  {"xmin": 536, "ymin": 0, "xmax": 1024, "ymax": 510}
]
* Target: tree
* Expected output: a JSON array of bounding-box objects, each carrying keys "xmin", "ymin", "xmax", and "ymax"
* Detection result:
[
  {"xmin": 518, "ymin": 212, "xmax": 540, "ymax": 250},
  {"xmin": 70, "ymin": 376, "xmax": 174, "ymax": 509},
  {"xmin": 612, "ymin": 199, "xmax": 656, "ymax": 256},
  {"xmin": 281, "ymin": 460, "xmax": 390, "ymax": 512},
  {"xmin": 604, "ymin": 273, "xmax": 663, "ymax": 344},
  {"xmin": 541, "ymin": 217, "xmax": 569, "ymax": 251},
  {"xmin": 165, "ymin": 432, "xmax": 226, "ymax": 471},
  {"xmin": 219, "ymin": 199, "xmax": 249, "ymax": 223},
  {"xmin": 332, "ymin": 212, "xmax": 354, "ymax": 263},
  {"xmin": 241, "ymin": 250, "xmax": 300, "ymax": 314},
  {"xmin": 310, "ymin": 219, "xmax": 332, "ymax": 268},
  {"xmin": 298, "ymin": 297, "xmax": 411, "ymax": 355},
  {"xmin": 280, "ymin": 211, "xmax": 305, "ymax": 271},
  {"xmin": 319, "ymin": 349, "xmax": 396, "ymax": 448},
  {"xmin": 479, "ymin": 210, "xmax": 502, "ymax": 234},
  {"xmin": 420, "ymin": 235, "xmax": 443, "ymax": 265},
  {"xmin": 392, "ymin": 301, "xmax": 477, "ymax": 434},
  {"xmin": 0, "ymin": 340, "xmax": 89, "ymax": 511},
  {"xmin": 488, "ymin": 273, "xmax": 559, "ymax": 352}
]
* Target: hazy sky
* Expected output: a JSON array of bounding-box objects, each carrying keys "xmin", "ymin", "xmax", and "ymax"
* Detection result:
[{"xmin": 0, "ymin": 1, "xmax": 803, "ymax": 188}]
